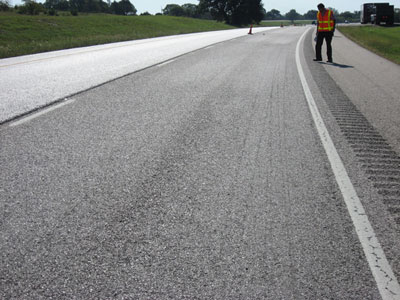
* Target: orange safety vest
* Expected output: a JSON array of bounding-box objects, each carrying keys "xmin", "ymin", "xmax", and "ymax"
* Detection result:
[{"xmin": 317, "ymin": 9, "xmax": 334, "ymax": 32}]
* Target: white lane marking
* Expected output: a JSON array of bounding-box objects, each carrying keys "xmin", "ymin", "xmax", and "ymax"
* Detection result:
[
  {"xmin": 296, "ymin": 27, "xmax": 400, "ymax": 299},
  {"xmin": 157, "ymin": 59, "xmax": 176, "ymax": 67},
  {"xmin": 204, "ymin": 45, "xmax": 214, "ymax": 49},
  {"xmin": 9, "ymin": 99, "xmax": 75, "ymax": 127}
]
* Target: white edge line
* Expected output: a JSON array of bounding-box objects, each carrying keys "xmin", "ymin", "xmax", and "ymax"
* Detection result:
[
  {"xmin": 9, "ymin": 99, "xmax": 76, "ymax": 127},
  {"xmin": 296, "ymin": 27, "xmax": 400, "ymax": 299}
]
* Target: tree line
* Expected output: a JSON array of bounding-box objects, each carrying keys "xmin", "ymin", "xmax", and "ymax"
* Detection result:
[
  {"xmin": 266, "ymin": 8, "xmax": 361, "ymax": 23},
  {"xmin": 0, "ymin": 0, "xmax": 137, "ymax": 15},
  {"xmin": 1, "ymin": 0, "xmax": 263, "ymax": 24},
  {"xmin": 1, "ymin": 0, "xmax": 397, "ymax": 25},
  {"xmin": 0, "ymin": 0, "xmax": 265, "ymax": 24},
  {"xmin": 161, "ymin": 4, "xmax": 363, "ymax": 24}
]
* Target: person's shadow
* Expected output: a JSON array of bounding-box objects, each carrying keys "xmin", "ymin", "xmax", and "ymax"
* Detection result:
[{"xmin": 318, "ymin": 61, "xmax": 354, "ymax": 68}]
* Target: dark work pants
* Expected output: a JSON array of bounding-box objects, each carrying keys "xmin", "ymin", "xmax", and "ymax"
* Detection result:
[{"xmin": 315, "ymin": 31, "xmax": 333, "ymax": 61}]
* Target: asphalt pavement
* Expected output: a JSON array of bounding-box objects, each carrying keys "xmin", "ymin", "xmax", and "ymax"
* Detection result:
[
  {"xmin": 0, "ymin": 27, "xmax": 272, "ymax": 125},
  {"xmin": 1, "ymin": 26, "xmax": 399, "ymax": 299}
]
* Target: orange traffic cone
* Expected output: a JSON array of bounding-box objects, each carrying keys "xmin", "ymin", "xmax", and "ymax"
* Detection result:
[{"xmin": 248, "ymin": 25, "xmax": 253, "ymax": 35}]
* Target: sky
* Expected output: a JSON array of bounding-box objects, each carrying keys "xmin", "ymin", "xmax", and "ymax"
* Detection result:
[{"xmin": 9, "ymin": 0, "xmax": 399, "ymax": 15}]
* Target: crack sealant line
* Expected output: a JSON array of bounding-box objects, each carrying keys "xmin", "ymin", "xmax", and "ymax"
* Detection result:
[{"xmin": 296, "ymin": 27, "xmax": 400, "ymax": 299}]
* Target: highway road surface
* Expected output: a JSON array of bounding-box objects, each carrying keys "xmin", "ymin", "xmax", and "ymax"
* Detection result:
[
  {"xmin": 0, "ymin": 27, "xmax": 272, "ymax": 125},
  {"xmin": 1, "ymin": 26, "xmax": 400, "ymax": 299}
]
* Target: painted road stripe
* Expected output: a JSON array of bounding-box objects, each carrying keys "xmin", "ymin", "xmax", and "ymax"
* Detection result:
[
  {"xmin": 9, "ymin": 99, "xmax": 75, "ymax": 127},
  {"xmin": 296, "ymin": 27, "xmax": 400, "ymax": 299}
]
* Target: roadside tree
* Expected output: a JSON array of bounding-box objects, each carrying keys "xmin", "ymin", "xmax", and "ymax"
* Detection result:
[
  {"xmin": 264, "ymin": 9, "xmax": 282, "ymax": 20},
  {"xmin": 199, "ymin": 0, "xmax": 264, "ymax": 26},
  {"xmin": 303, "ymin": 9, "xmax": 317, "ymax": 20},
  {"xmin": 182, "ymin": 3, "xmax": 200, "ymax": 18},
  {"xmin": 285, "ymin": 9, "xmax": 301, "ymax": 22},
  {"xmin": 110, "ymin": 0, "xmax": 136, "ymax": 15},
  {"xmin": 163, "ymin": 4, "xmax": 185, "ymax": 16},
  {"xmin": 0, "ymin": 0, "xmax": 10, "ymax": 11},
  {"xmin": 17, "ymin": 0, "xmax": 45, "ymax": 14}
]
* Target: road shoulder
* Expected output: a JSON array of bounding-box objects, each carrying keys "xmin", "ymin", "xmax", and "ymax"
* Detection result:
[
  {"xmin": 301, "ymin": 27, "xmax": 400, "ymax": 284},
  {"xmin": 323, "ymin": 28, "xmax": 400, "ymax": 155}
]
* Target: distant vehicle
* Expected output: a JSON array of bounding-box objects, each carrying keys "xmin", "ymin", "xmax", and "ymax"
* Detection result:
[
  {"xmin": 361, "ymin": 3, "xmax": 394, "ymax": 25},
  {"xmin": 361, "ymin": 3, "xmax": 375, "ymax": 23}
]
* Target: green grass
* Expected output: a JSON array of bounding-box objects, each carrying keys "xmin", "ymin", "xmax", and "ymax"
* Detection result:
[
  {"xmin": 0, "ymin": 13, "xmax": 235, "ymax": 58},
  {"xmin": 338, "ymin": 25, "xmax": 400, "ymax": 64}
]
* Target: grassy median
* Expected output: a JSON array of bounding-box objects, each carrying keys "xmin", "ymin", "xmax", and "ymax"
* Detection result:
[
  {"xmin": 338, "ymin": 25, "xmax": 400, "ymax": 65},
  {"xmin": 0, "ymin": 13, "xmax": 235, "ymax": 58}
]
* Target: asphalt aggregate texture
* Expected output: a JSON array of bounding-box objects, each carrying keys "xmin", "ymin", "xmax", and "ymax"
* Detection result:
[{"xmin": 0, "ymin": 27, "xmax": 386, "ymax": 299}]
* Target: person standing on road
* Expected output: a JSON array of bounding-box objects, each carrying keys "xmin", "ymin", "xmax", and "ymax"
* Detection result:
[{"xmin": 314, "ymin": 3, "xmax": 336, "ymax": 63}]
